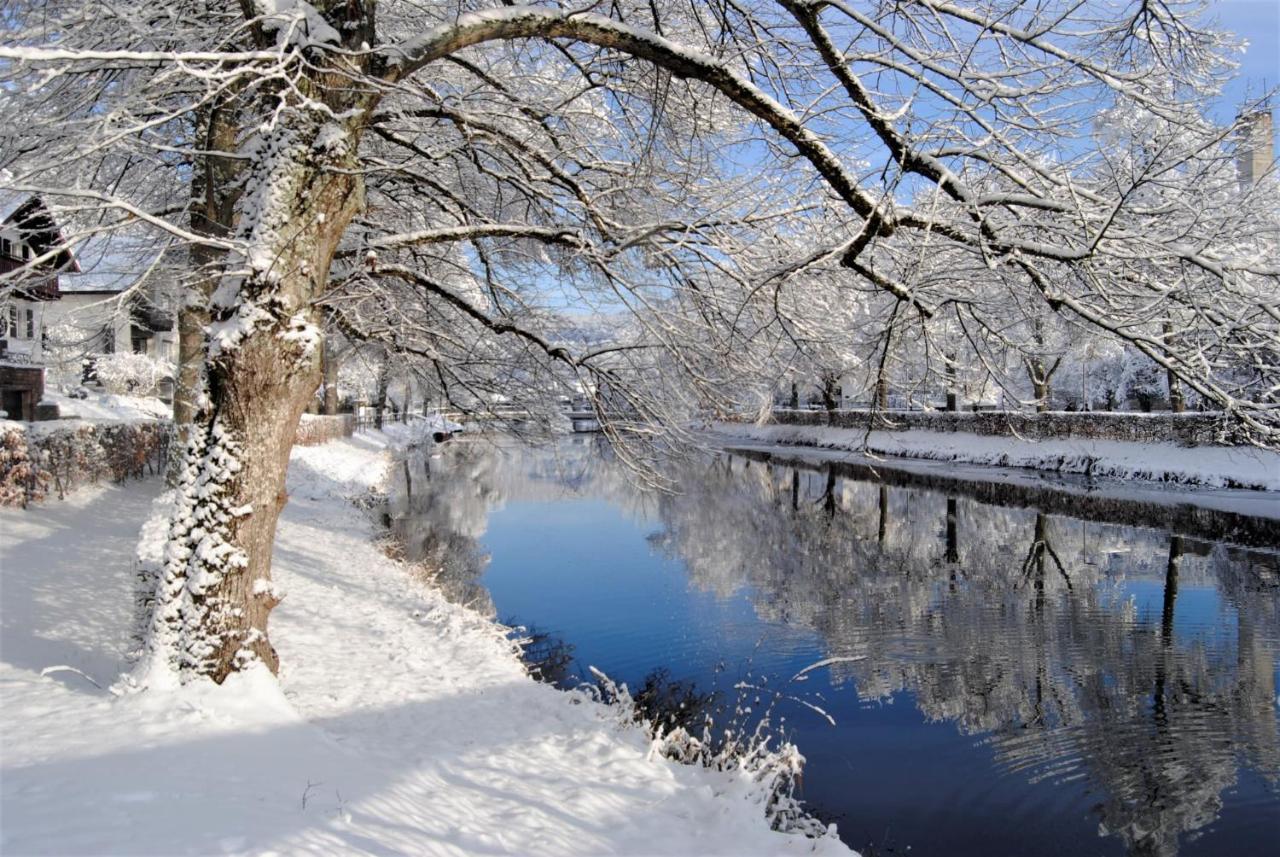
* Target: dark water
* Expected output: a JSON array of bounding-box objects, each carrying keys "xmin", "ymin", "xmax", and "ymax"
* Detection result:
[{"xmin": 389, "ymin": 438, "xmax": 1280, "ymax": 857}]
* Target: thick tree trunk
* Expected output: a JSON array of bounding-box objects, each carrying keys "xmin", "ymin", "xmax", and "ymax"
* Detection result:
[
  {"xmin": 1033, "ymin": 379, "xmax": 1050, "ymax": 413},
  {"xmin": 1029, "ymin": 357, "xmax": 1050, "ymax": 413},
  {"xmin": 1026, "ymin": 320, "xmax": 1059, "ymax": 413},
  {"xmin": 150, "ymin": 114, "xmax": 365, "ymax": 683},
  {"xmin": 1026, "ymin": 354, "xmax": 1061, "ymax": 413},
  {"xmin": 172, "ymin": 102, "xmax": 240, "ymax": 484},
  {"xmin": 179, "ymin": 328, "xmax": 323, "ymax": 677},
  {"xmin": 173, "ymin": 301, "xmax": 208, "ymax": 432}
]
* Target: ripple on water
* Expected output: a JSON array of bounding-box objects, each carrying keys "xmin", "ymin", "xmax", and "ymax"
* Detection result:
[{"xmin": 392, "ymin": 441, "xmax": 1280, "ymax": 857}]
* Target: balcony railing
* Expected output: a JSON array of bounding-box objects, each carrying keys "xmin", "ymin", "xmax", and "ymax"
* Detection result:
[{"xmin": 0, "ymin": 256, "xmax": 59, "ymax": 299}]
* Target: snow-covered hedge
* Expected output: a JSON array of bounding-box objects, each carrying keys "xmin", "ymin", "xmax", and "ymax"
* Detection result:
[
  {"xmin": 0, "ymin": 420, "xmax": 173, "ymax": 506},
  {"xmin": 769, "ymin": 408, "xmax": 1233, "ymax": 446},
  {"xmin": 294, "ymin": 413, "xmax": 355, "ymax": 446},
  {"xmin": 0, "ymin": 426, "xmax": 53, "ymax": 508}
]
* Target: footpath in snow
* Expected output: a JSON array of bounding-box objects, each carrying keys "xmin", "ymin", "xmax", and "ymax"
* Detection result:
[
  {"xmin": 711, "ymin": 421, "xmax": 1280, "ymax": 493},
  {"xmin": 0, "ymin": 429, "xmax": 850, "ymax": 856}
]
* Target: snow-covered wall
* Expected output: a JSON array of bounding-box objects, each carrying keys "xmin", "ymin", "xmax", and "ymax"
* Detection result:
[
  {"xmin": 769, "ymin": 408, "xmax": 1232, "ymax": 447},
  {"xmin": 713, "ymin": 422, "xmax": 1280, "ymax": 492}
]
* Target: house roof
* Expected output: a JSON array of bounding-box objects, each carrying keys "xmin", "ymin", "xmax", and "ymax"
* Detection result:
[{"xmin": 2, "ymin": 196, "xmax": 81, "ymax": 273}]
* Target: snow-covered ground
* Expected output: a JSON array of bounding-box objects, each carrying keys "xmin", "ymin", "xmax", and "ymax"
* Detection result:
[
  {"xmin": 40, "ymin": 390, "xmax": 171, "ymax": 423},
  {"xmin": 711, "ymin": 422, "xmax": 1280, "ymax": 492},
  {"xmin": 1, "ymin": 429, "xmax": 850, "ymax": 856}
]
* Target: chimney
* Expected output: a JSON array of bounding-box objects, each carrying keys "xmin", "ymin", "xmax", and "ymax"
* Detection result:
[{"xmin": 1236, "ymin": 110, "xmax": 1274, "ymax": 185}]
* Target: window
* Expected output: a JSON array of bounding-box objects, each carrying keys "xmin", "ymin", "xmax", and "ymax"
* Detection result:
[
  {"xmin": 0, "ymin": 238, "xmax": 10, "ymax": 258},
  {"xmin": 25, "ymin": 309, "xmax": 34, "ymax": 339},
  {"xmin": 6, "ymin": 306, "xmax": 16, "ymax": 338},
  {"xmin": 21, "ymin": 244, "xmax": 30, "ymax": 261}
]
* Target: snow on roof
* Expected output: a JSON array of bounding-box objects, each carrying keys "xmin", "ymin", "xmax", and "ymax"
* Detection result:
[
  {"xmin": 60, "ymin": 233, "xmax": 169, "ymax": 294},
  {"xmin": 0, "ymin": 189, "xmax": 28, "ymax": 224},
  {"xmin": 0, "ymin": 186, "xmax": 82, "ymax": 274}
]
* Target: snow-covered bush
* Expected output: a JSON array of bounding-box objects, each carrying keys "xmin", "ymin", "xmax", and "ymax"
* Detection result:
[
  {"xmin": 0, "ymin": 426, "xmax": 52, "ymax": 508},
  {"xmin": 12, "ymin": 422, "xmax": 173, "ymax": 501},
  {"xmin": 584, "ymin": 667, "xmax": 833, "ymax": 839},
  {"xmin": 1117, "ymin": 359, "xmax": 1167, "ymax": 412},
  {"xmin": 92, "ymin": 353, "xmax": 173, "ymax": 396}
]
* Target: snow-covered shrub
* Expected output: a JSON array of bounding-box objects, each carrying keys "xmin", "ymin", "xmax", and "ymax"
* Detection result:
[
  {"xmin": 92, "ymin": 352, "xmax": 173, "ymax": 396},
  {"xmin": 1117, "ymin": 359, "xmax": 1167, "ymax": 412},
  {"xmin": 38, "ymin": 425, "xmax": 103, "ymax": 498},
  {"xmin": 24, "ymin": 421, "xmax": 172, "ymax": 500},
  {"xmin": 509, "ymin": 622, "xmax": 578, "ymax": 686},
  {"xmin": 584, "ymin": 667, "xmax": 833, "ymax": 839},
  {"xmin": 0, "ymin": 426, "xmax": 52, "ymax": 508}
]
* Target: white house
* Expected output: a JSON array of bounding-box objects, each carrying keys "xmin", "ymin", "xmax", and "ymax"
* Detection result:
[
  {"xmin": 0, "ymin": 195, "xmax": 81, "ymax": 419},
  {"xmin": 1, "ymin": 194, "xmax": 177, "ymax": 418}
]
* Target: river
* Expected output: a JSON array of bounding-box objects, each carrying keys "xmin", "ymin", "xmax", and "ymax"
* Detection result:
[{"xmin": 388, "ymin": 437, "xmax": 1280, "ymax": 857}]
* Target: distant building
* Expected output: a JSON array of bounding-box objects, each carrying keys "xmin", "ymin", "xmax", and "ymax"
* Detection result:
[
  {"xmin": 1, "ymin": 194, "xmax": 176, "ymax": 420},
  {"xmin": 0, "ymin": 195, "xmax": 80, "ymax": 420},
  {"xmin": 1236, "ymin": 109, "xmax": 1274, "ymax": 185}
]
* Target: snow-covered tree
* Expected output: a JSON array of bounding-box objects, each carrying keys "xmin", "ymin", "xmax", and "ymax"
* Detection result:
[
  {"xmin": 92, "ymin": 352, "xmax": 174, "ymax": 396},
  {"xmin": 2, "ymin": 0, "xmax": 1276, "ymax": 683}
]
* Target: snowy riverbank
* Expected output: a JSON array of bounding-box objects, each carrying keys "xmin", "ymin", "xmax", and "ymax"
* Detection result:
[
  {"xmin": 1, "ymin": 428, "xmax": 850, "ymax": 856},
  {"xmin": 710, "ymin": 422, "xmax": 1280, "ymax": 492}
]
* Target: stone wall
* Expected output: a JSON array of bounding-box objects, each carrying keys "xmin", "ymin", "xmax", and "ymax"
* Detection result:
[{"xmin": 769, "ymin": 408, "xmax": 1233, "ymax": 447}]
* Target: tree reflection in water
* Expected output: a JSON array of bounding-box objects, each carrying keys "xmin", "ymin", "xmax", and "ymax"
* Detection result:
[{"xmin": 391, "ymin": 438, "xmax": 1280, "ymax": 857}]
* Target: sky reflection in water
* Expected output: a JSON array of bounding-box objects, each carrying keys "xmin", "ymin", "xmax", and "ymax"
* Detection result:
[{"xmin": 389, "ymin": 438, "xmax": 1280, "ymax": 857}]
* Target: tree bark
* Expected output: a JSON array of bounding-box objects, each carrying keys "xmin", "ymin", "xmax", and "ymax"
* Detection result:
[
  {"xmin": 1026, "ymin": 354, "xmax": 1061, "ymax": 413},
  {"xmin": 152, "ymin": 111, "xmax": 366, "ymax": 683},
  {"xmin": 1028, "ymin": 357, "xmax": 1050, "ymax": 413},
  {"xmin": 172, "ymin": 101, "xmax": 241, "ymax": 484},
  {"xmin": 173, "ymin": 301, "xmax": 209, "ymax": 434}
]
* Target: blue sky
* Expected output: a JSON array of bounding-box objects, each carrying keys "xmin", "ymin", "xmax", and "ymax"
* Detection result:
[{"xmin": 1207, "ymin": 0, "xmax": 1279, "ymax": 140}]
